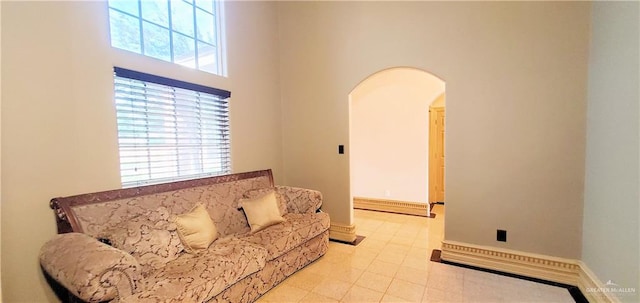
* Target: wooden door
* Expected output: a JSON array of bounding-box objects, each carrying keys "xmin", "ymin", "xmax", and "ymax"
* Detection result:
[{"xmin": 429, "ymin": 106, "xmax": 445, "ymax": 203}]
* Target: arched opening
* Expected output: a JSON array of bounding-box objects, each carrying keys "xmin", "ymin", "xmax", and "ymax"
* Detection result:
[{"xmin": 348, "ymin": 67, "xmax": 445, "ymax": 221}]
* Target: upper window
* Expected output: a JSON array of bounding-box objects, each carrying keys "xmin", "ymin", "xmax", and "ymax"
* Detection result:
[
  {"xmin": 108, "ymin": 0, "xmax": 225, "ymax": 75},
  {"xmin": 113, "ymin": 67, "xmax": 231, "ymax": 187}
]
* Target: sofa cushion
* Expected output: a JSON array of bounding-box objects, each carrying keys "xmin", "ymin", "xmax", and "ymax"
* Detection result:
[
  {"xmin": 104, "ymin": 207, "xmax": 184, "ymax": 275},
  {"xmin": 244, "ymin": 186, "xmax": 323, "ymax": 215},
  {"xmin": 70, "ymin": 175, "xmax": 274, "ymax": 239},
  {"xmin": 238, "ymin": 191, "xmax": 285, "ymax": 233},
  {"xmin": 243, "ymin": 187, "xmax": 288, "ymax": 215},
  {"xmin": 174, "ymin": 203, "xmax": 219, "ymax": 254},
  {"xmin": 129, "ymin": 236, "xmax": 269, "ymax": 302},
  {"xmin": 239, "ymin": 212, "xmax": 330, "ymax": 261}
]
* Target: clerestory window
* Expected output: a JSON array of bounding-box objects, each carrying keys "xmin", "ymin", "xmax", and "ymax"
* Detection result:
[{"xmin": 108, "ymin": 0, "xmax": 225, "ymax": 75}]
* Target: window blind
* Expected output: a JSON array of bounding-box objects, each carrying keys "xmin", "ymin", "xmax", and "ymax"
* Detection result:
[{"xmin": 113, "ymin": 67, "xmax": 231, "ymax": 187}]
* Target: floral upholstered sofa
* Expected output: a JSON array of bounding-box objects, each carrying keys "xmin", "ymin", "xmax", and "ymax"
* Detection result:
[{"xmin": 39, "ymin": 170, "xmax": 330, "ymax": 303}]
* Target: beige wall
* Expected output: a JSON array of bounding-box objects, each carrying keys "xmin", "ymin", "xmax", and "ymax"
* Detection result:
[
  {"xmin": 0, "ymin": 0, "xmax": 3, "ymax": 298},
  {"xmin": 1, "ymin": 1, "xmax": 282, "ymax": 302},
  {"xmin": 583, "ymin": 2, "xmax": 639, "ymax": 301},
  {"xmin": 1, "ymin": 1, "xmax": 614, "ymax": 301},
  {"xmin": 350, "ymin": 67, "xmax": 444, "ymax": 203},
  {"xmin": 278, "ymin": 1, "xmax": 590, "ymax": 259}
]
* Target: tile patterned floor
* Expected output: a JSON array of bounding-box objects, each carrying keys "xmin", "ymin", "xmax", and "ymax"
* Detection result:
[{"xmin": 256, "ymin": 205, "xmax": 576, "ymax": 303}]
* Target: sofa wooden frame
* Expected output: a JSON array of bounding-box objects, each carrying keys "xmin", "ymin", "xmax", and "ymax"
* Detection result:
[{"xmin": 49, "ymin": 170, "xmax": 274, "ymax": 234}]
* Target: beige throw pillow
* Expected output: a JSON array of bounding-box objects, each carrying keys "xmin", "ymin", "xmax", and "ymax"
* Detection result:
[
  {"xmin": 238, "ymin": 191, "xmax": 285, "ymax": 233},
  {"xmin": 243, "ymin": 187, "xmax": 288, "ymax": 215},
  {"xmin": 174, "ymin": 203, "xmax": 218, "ymax": 253}
]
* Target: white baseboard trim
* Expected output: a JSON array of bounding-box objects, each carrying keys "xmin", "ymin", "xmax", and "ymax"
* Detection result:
[
  {"xmin": 329, "ymin": 222, "xmax": 357, "ymax": 243},
  {"xmin": 577, "ymin": 261, "xmax": 622, "ymax": 303},
  {"xmin": 441, "ymin": 240, "xmax": 580, "ymax": 286},
  {"xmin": 353, "ymin": 197, "xmax": 429, "ymax": 217}
]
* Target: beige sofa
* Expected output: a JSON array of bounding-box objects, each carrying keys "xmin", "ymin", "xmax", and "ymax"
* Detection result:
[{"xmin": 39, "ymin": 170, "xmax": 330, "ymax": 303}]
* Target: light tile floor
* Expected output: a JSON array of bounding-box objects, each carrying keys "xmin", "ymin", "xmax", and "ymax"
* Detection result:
[{"xmin": 256, "ymin": 205, "xmax": 575, "ymax": 303}]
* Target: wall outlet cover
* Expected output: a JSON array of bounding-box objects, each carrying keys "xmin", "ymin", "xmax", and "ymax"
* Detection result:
[{"xmin": 497, "ymin": 229, "xmax": 507, "ymax": 242}]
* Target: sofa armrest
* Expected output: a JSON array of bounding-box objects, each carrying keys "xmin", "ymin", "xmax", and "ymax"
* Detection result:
[
  {"xmin": 275, "ymin": 186, "xmax": 323, "ymax": 214},
  {"xmin": 39, "ymin": 233, "xmax": 143, "ymax": 302}
]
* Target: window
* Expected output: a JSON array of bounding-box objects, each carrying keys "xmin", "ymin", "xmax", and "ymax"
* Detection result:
[
  {"xmin": 108, "ymin": 0, "xmax": 225, "ymax": 75},
  {"xmin": 113, "ymin": 67, "xmax": 231, "ymax": 187}
]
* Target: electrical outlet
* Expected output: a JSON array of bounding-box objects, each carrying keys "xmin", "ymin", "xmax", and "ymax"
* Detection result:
[
  {"xmin": 497, "ymin": 230, "xmax": 507, "ymax": 242},
  {"xmin": 384, "ymin": 190, "xmax": 391, "ymax": 197},
  {"xmin": 338, "ymin": 145, "xmax": 344, "ymax": 154}
]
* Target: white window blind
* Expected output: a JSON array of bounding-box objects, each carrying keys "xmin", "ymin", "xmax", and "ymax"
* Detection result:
[{"xmin": 113, "ymin": 67, "xmax": 231, "ymax": 187}]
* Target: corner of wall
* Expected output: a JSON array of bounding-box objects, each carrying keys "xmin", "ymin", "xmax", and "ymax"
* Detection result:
[
  {"xmin": 0, "ymin": 0, "xmax": 3, "ymax": 299},
  {"xmin": 329, "ymin": 222, "xmax": 357, "ymax": 243},
  {"xmin": 577, "ymin": 261, "xmax": 624, "ymax": 303}
]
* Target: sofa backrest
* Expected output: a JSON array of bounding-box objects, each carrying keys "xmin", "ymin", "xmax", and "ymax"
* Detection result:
[{"xmin": 50, "ymin": 170, "xmax": 274, "ymax": 238}]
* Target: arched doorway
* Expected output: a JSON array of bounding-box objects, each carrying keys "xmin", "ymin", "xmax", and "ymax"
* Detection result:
[{"xmin": 349, "ymin": 67, "xmax": 445, "ymax": 218}]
